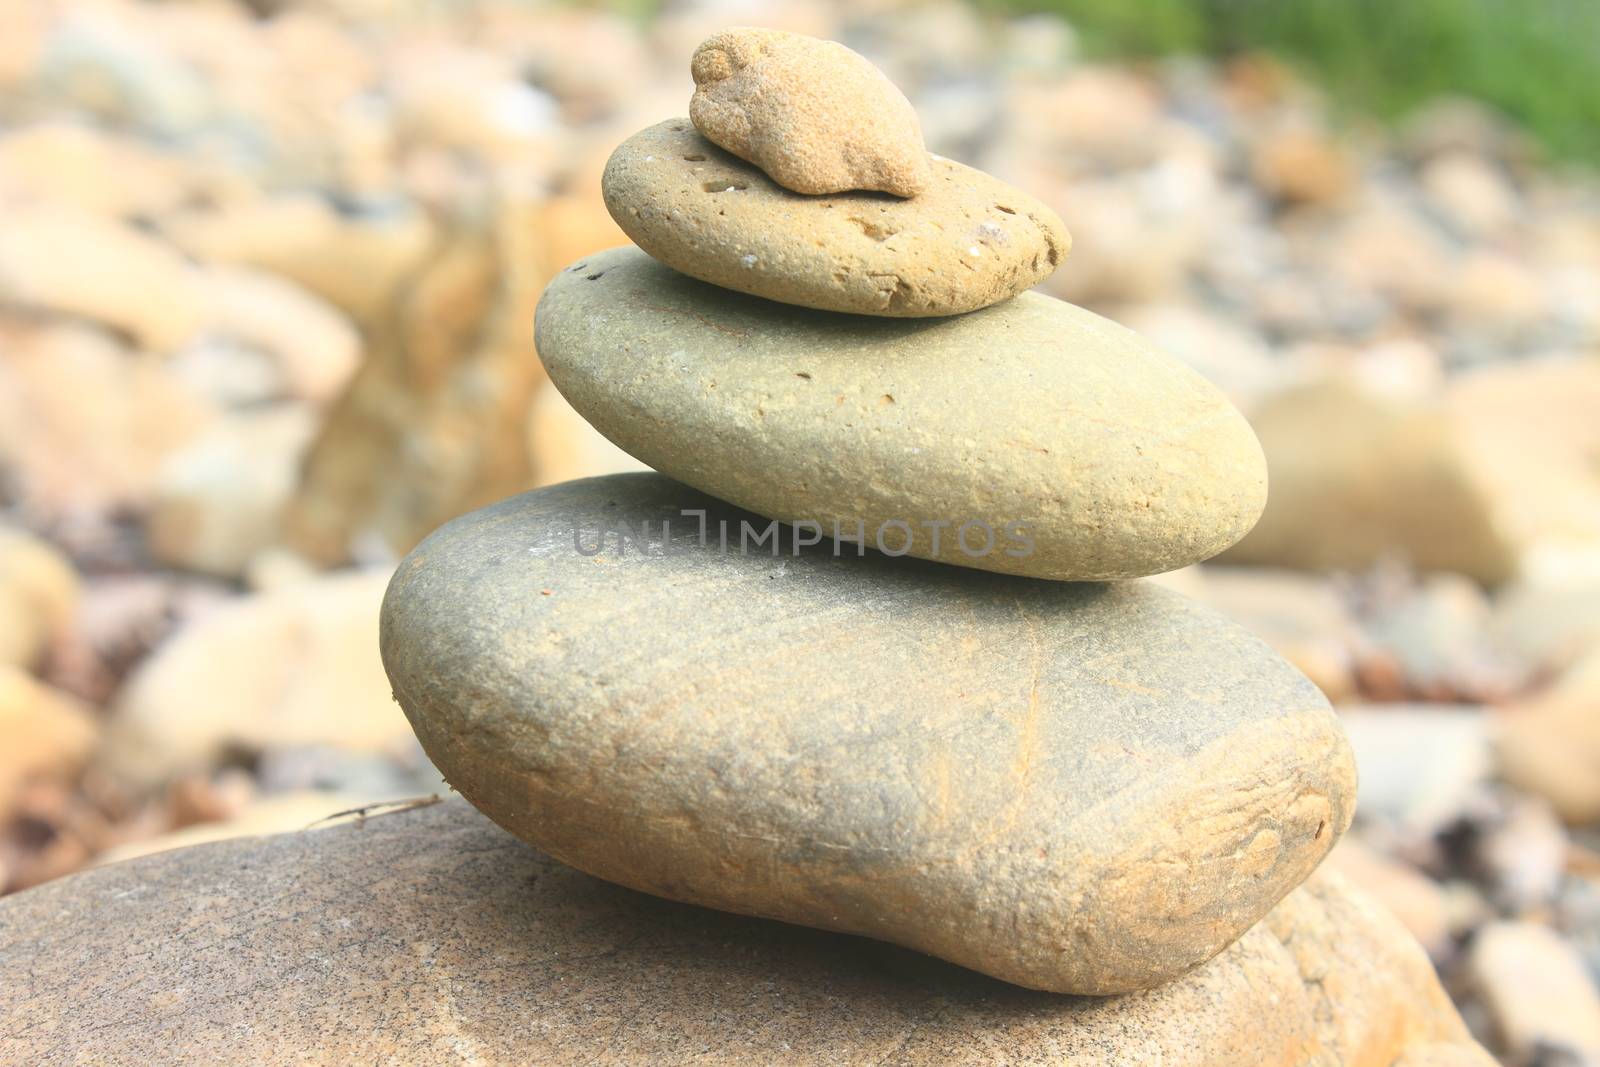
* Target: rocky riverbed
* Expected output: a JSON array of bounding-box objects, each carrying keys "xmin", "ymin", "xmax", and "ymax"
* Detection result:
[{"xmin": 2, "ymin": 0, "xmax": 1599, "ymax": 1062}]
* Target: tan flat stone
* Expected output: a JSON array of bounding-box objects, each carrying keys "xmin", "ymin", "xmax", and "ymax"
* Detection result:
[{"xmin": 602, "ymin": 120, "xmax": 1068, "ymax": 316}]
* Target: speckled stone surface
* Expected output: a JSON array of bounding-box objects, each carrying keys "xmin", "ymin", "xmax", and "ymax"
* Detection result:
[
  {"xmin": 602, "ymin": 121, "xmax": 1068, "ymax": 316},
  {"xmin": 378, "ymin": 473, "xmax": 1354, "ymax": 995},
  {"xmin": 0, "ymin": 801, "xmax": 1494, "ymax": 1066},
  {"xmin": 689, "ymin": 28, "xmax": 932, "ymax": 198},
  {"xmin": 535, "ymin": 248, "xmax": 1266, "ymax": 581}
]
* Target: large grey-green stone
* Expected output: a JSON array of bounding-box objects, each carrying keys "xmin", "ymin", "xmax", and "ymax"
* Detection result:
[
  {"xmin": 379, "ymin": 474, "xmax": 1356, "ymax": 995},
  {"xmin": 535, "ymin": 246, "xmax": 1267, "ymax": 581}
]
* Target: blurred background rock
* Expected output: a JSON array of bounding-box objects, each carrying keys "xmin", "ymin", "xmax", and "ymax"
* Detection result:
[{"xmin": 0, "ymin": 0, "xmax": 1597, "ymax": 1060}]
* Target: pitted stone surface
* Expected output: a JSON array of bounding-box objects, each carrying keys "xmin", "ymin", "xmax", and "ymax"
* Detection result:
[
  {"xmin": 689, "ymin": 28, "xmax": 932, "ymax": 198},
  {"xmin": 602, "ymin": 121, "xmax": 1067, "ymax": 316}
]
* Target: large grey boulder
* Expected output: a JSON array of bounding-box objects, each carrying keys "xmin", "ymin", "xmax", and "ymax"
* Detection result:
[{"xmin": 379, "ymin": 473, "xmax": 1355, "ymax": 995}]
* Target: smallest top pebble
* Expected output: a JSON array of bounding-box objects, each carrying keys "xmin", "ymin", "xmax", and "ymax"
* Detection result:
[{"xmin": 690, "ymin": 27, "xmax": 934, "ymax": 198}]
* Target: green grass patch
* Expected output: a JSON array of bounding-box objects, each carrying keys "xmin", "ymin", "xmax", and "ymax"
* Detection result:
[{"xmin": 994, "ymin": 0, "xmax": 1600, "ymax": 164}]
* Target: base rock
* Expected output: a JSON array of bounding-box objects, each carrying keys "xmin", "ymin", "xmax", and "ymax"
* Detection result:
[{"xmin": 0, "ymin": 800, "xmax": 1492, "ymax": 1066}]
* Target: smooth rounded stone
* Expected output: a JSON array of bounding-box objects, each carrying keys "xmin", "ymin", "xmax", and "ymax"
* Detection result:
[
  {"xmin": 1225, "ymin": 360, "xmax": 1600, "ymax": 589},
  {"xmin": 1324, "ymin": 838, "xmax": 1452, "ymax": 960},
  {"xmin": 1497, "ymin": 650, "xmax": 1600, "ymax": 825},
  {"xmin": 0, "ymin": 525, "xmax": 79, "ymax": 670},
  {"xmin": 1221, "ymin": 379, "xmax": 1518, "ymax": 584},
  {"xmin": 102, "ymin": 570, "xmax": 408, "ymax": 785},
  {"xmin": 0, "ymin": 665, "xmax": 97, "ymax": 824},
  {"xmin": 1191, "ymin": 565, "xmax": 1360, "ymax": 702},
  {"xmin": 536, "ymin": 247, "xmax": 1266, "ymax": 581},
  {"xmin": 601, "ymin": 121, "xmax": 1068, "ymax": 316},
  {"xmin": 689, "ymin": 28, "xmax": 932, "ymax": 198},
  {"xmin": 1338, "ymin": 706, "xmax": 1493, "ymax": 833},
  {"xmin": 379, "ymin": 474, "xmax": 1355, "ymax": 995},
  {"xmin": 1467, "ymin": 921, "xmax": 1600, "ymax": 1064},
  {"xmin": 0, "ymin": 800, "xmax": 1493, "ymax": 1066},
  {"xmin": 1491, "ymin": 577, "xmax": 1600, "ymax": 677}
]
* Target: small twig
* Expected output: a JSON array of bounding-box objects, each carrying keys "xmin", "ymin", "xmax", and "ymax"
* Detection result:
[{"xmin": 308, "ymin": 794, "xmax": 444, "ymax": 829}]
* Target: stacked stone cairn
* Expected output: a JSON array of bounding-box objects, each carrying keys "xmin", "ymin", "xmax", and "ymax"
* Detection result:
[{"xmin": 376, "ymin": 29, "xmax": 1494, "ymax": 1063}]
